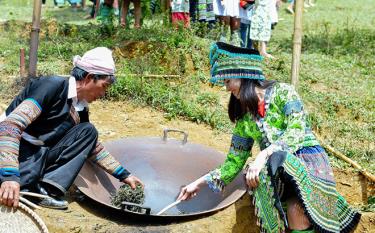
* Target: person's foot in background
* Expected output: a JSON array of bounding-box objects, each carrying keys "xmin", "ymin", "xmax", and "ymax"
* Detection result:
[
  {"xmin": 286, "ymin": 5, "xmax": 294, "ymax": 14},
  {"xmin": 259, "ymin": 41, "xmax": 274, "ymax": 59}
]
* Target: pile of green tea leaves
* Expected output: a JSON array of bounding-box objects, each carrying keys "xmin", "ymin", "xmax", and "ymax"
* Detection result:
[{"xmin": 110, "ymin": 184, "xmax": 145, "ymax": 212}]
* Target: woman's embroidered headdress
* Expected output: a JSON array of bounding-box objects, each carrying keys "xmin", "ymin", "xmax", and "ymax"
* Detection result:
[{"xmin": 209, "ymin": 42, "xmax": 265, "ymax": 85}]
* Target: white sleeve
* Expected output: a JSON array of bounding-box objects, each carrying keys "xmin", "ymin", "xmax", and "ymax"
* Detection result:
[{"xmin": 0, "ymin": 112, "xmax": 6, "ymax": 122}]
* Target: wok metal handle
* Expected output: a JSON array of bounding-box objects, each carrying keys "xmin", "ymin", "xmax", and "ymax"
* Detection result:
[
  {"xmin": 163, "ymin": 129, "xmax": 188, "ymax": 145},
  {"xmin": 121, "ymin": 201, "xmax": 151, "ymax": 215}
]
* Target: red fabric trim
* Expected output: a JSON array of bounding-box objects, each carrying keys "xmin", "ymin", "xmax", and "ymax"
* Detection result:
[{"xmin": 258, "ymin": 100, "xmax": 266, "ymax": 117}]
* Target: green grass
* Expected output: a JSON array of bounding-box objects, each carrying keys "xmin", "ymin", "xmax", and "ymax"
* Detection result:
[
  {"xmin": 0, "ymin": 0, "xmax": 374, "ymax": 172},
  {"xmin": 0, "ymin": 0, "xmax": 34, "ymax": 22},
  {"xmin": 0, "ymin": 0, "xmax": 92, "ymax": 23}
]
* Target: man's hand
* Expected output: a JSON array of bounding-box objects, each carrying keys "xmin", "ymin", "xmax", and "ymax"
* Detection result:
[
  {"xmin": 122, "ymin": 175, "xmax": 144, "ymax": 190},
  {"xmin": 0, "ymin": 181, "xmax": 20, "ymax": 207}
]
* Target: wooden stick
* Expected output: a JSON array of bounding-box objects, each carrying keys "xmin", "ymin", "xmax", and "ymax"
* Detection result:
[
  {"xmin": 20, "ymin": 191, "xmax": 50, "ymax": 199},
  {"xmin": 156, "ymin": 200, "xmax": 181, "ymax": 215},
  {"xmin": 20, "ymin": 48, "xmax": 26, "ymax": 78},
  {"xmin": 291, "ymin": 0, "xmax": 304, "ymax": 87},
  {"xmin": 20, "ymin": 196, "xmax": 41, "ymax": 210},
  {"xmin": 313, "ymin": 132, "xmax": 375, "ymax": 183}
]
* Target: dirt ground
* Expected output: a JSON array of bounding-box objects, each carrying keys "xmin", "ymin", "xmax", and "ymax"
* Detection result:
[{"xmin": 0, "ymin": 99, "xmax": 374, "ymax": 233}]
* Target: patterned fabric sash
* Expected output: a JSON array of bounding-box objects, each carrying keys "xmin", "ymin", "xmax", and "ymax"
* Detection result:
[
  {"xmin": 252, "ymin": 168, "xmax": 285, "ymax": 233},
  {"xmin": 251, "ymin": 149, "xmax": 361, "ymax": 233},
  {"xmin": 69, "ymin": 105, "xmax": 80, "ymax": 125}
]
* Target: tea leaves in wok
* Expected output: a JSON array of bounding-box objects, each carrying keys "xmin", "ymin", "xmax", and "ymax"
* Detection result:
[{"xmin": 110, "ymin": 184, "xmax": 145, "ymax": 212}]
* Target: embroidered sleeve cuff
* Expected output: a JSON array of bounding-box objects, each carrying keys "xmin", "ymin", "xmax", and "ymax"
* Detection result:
[
  {"xmin": 0, "ymin": 168, "xmax": 20, "ymax": 183},
  {"xmin": 205, "ymin": 170, "xmax": 225, "ymax": 193},
  {"xmin": 113, "ymin": 166, "xmax": 131, "ymax": 181}
]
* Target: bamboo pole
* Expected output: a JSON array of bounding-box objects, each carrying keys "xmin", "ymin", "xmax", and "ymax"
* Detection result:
[
  {"xmin": 29, "ymin": 0, "xmax": 42, "ymax": 78},
  {"xmin": 291, "ymin": 0, "xmax": 304, "ymax": 87},
  {"xmin": 313, "ymin": 132, "xmax": 375, "ymax": 183}
]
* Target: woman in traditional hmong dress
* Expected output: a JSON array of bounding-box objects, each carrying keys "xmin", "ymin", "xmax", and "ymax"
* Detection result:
[{"xmin": 177, "ymin": 42, "xmax": 361, "ymax": 233}]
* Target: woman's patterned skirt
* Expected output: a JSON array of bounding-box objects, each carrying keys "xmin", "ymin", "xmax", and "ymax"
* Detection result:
[{"xmin": 251, "ymin": 145, "xmax": 361, "ymax": 233}]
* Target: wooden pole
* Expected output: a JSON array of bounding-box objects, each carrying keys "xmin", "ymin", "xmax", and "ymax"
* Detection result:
[
  {"xmin": 29, "ymin": 0, "xmax": 42, "ymax": 78},
  {"xmin": 291, "ymin": 0, "xmax": 304, "ymax": 87},
  {"xmin": 20, "ymin": 48, "xmax": 26, "ymax": 78}
]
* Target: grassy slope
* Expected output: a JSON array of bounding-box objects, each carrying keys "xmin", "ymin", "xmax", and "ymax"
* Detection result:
[{"xmin": 0, "ymin": 0, "xmax": 374, "ymax": 171}]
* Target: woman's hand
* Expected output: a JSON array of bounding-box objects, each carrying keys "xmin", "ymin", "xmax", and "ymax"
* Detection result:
[
  {"xmin": 122, "ymin": 175, "xmax": 144, "ymax": 189},
  {"xmin": 246, "ymin": 150, "xmax": 268, "ymax": 189},
  {"xmin": 177, "ymin": 176, "xmax": 206, "ymax": 201}
]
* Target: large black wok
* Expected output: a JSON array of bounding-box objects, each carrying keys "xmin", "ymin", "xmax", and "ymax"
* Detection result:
[{"xmin": 74, "ymin": 129, "xmax": 246, "ymax": 217}]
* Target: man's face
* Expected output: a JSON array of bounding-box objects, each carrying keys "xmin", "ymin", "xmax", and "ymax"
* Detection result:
[{"xmin": 81, "ymin": 76, "xmax": 111, "ymax": 103}]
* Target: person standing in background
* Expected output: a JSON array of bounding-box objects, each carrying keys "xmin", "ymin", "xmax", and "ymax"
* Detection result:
[
  {"xmin": 214, "ymin": 0, "xmax": 242, "ymax": 46},
  {"xmin": 120, "ymin": 0, "xmax": 142, "ymax": 28},
  {"xmin": 171, "ymin": 0, "xmax": 191, "ymax": 28}
]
